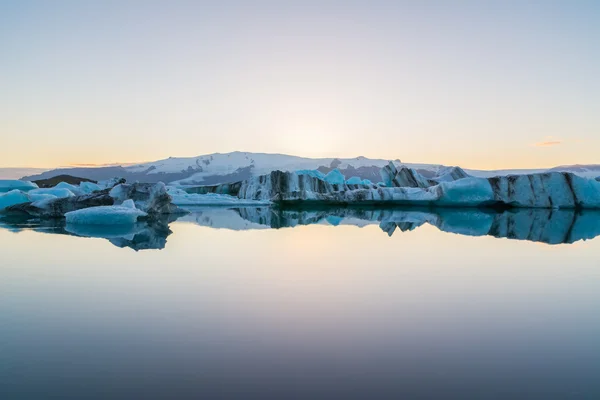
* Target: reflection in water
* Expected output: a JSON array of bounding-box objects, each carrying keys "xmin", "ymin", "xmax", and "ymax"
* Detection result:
[
  {"xmin": 2, "ymin": 207, "xmax": 600, "ymax": 249},
  {"xmin": 182, "ymin": 207, "xmax": 600, "ymax": 245},
  {"xmin": 0, "ymin": 214, "xmax": 177, "ymax": 251}
]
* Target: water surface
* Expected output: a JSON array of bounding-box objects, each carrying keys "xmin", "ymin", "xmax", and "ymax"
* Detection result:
[{"xmin": 1, "ymin": 207, "xmax": 600, "ymax": 399}]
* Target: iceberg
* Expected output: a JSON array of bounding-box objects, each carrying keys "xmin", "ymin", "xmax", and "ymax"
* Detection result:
[
  {"xmin": 4, "ymin": 182, "xmax": 185, "ymax": 219},
  {"xmin": 324, "ymin": 169, "xmax": 345, "ymax": 185},
  {"xmin": 436, "ymin": 177, "xmax": 495, "ymax": 206},
  {"xmin": 28, "ymin": 193, "xmax": 58, "ymax": 203},
  {"xmin": 0, "ymin": 190, "xmax": 30, "ymax": 210},
  {"xmin": 65, "ymin": 199, "xmax": 147, "ymax": 225},
  {"xmin": 109, "ymin": 182, "xmax": 183, "ymax": 214},
  {"xmin": 97, "ymin": 177, "xmax": 126, "ymax": 190},
  {"xmin": 78, "ymin": 181, "xmax": 102, "ymax": 194},
  {"xmin": 346, "ymin": 176, "xmax": 372, "ymax": 186},
  {"xmin": 228, "ymin": 170, "xmax": 600, "ymax": 209},
  {"xmin": 0, "ymin": 180, "xmax": 38, "ymax": 193},
  {"xmin": 380, "ymin": 162, "xmax": 438, "ymax": 188},
  {"xmin": 166, "ymin": 186, "xmax": 269, "ymax": 206},
  {"xmin": 54, "ymin": 181, "xmax": 82, "ymax": 193},
  {"xmin": 296, "ymin": 170, "xmax": 326, "ymax": 180},
  {"xmin": 431, "ymin": 166, "xmax": 470, "ymax": 183},
  {"xmin": 28, "ymin": 187, "xmax": 76, "ymax": 199}
]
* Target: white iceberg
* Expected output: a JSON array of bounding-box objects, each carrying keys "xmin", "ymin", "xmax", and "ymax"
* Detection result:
[
  {"xmin": 28, "ymin": 193, "xmax": 58, "ymax": 203},
  {"xmin": 229, "ymin": 170, "xmax": 600, "ymax": 209},
  {"xmin": 28, "ymin": 187, "xmax": 76, "ymax": 199},
  {"xmin": 78, "ymin": 181, "xmax": 102, "ymax": 194},
  {"xmin": 65, "ymin": 199, "xmax": 147, "ymax": 225},
  {"xmin": 0, "ymin": 190, "xmax": 30, "ymax": 210},
  {"xmin": 166, "ymin": 186, "xmax": 270, "ymax": 206},
  {"xmin": 0, "ymin": 180, "xmax": 38, "ymax": 193}
]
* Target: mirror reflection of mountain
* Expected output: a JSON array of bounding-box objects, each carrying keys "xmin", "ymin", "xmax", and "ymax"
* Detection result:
[
  {"xmin": 180, "ymin": 206, "xmax": 600, "ymax": 245},
  {"xmin": 2, "ymin": 207, "xmax": 599, "ymax": 249}
]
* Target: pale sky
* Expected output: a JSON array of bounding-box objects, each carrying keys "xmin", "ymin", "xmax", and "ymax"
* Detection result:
[{"xmin": 1, "ymin": 0, "xmax": 598, "ymax": 169}]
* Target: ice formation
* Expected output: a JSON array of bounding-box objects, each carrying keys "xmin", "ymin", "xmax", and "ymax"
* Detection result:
[
  {"xmin": 346, "ymin": 176, "xmax": 373, "ymax": 186},
  {"xmin": 296, "ymin": 170, "xmax": 326, "ymax": 180},
  {"xmin": 65, "ymin": 199, "xmax": 147, "ymax": 225},
  {"xmin": 109, "ymin": 182, "xmax": 183, "ymax": 214},
  {"xmin": 28, "ymin": 188, "xmax": 76, "ymax": 199},
  {"xmin": 166, "ymin": 186, "xmax": 269, "ymax": 206},
  {"xmin": 196, "ymin": 169, "xmax": 600, "ymax": 209},
  {"xmin": 324, "ymin": 169, "xmax": 345, "ymax": 185},
  {"xmin": 0, "ymin": 180, "xmax": 38, "ymax": 193},
  {"xmin": 0, "ymin": 190, "xmax": 31, "ymax": 210}
]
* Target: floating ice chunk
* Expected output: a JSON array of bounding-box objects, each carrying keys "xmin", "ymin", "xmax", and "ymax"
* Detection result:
[
  {"xmin": 97, "ymin": 177, "xmax": 124, "ymax": 189},
  {"xmin": 569, "ymin": 175, "xmax": 600, "ymax": 208},
  {"xmin": 324, "ymin": 169, "xmax": 345, "ymax": 185},
  {"xmin": 31, "ymin": 196, "xmax": 61, "ymax": 209},
  {"xmin": 167, "ymin": 186, "xmax": 270, "ymax": 206},
  {"xmin": 0, "ymin": 180, "xmax": 38, "ymax": 193},
  {"xmin": 65, "ymin": 200, "xmax": 147, "ymax": 225},
  {"xmin": 0, "ymin": 190, "xmax": 30, "ymax": 210},
  {"xmin": 55, "ymin": 182, "xmax": 81, "ymax": 193},
  {"xmin": 437, "ymin": 177, "xmax": 494, "ymax": 206},
  {"xmin": 346, "ymin": 176, "xmax": 372, "ymax": 186},
  {"xmin": 78, "ymin": 181, "xmax": 102, "ymax": 194},
  {"xmin": 296, "ymin": 170, "xmax": 326, "ymax": 180},
  {"xmin": 28, "ymin": 193, "xmax": 58, "ymax": 203},
  {"xmin": 28, "ymin": 187, "xmax": 75, "ymax": 199}
]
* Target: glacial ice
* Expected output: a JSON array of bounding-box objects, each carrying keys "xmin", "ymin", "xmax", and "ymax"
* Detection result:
[
  {"xmin": 0, "ymin": 180, "xmax": 38, "ymax": 193},
  {"xmin": 166, "ymin": 186, "xmax": 269, "ymax": 206},
  {"xmin": 229, "ymin": 170, "xmax": 600, "ymax": 209},
  {"xmin": 0, "ymin": 190, "xmax": 30, "ymax": 210},
  {"xmin": 346, "ymin": 176, "xmax": 372, "ymax": 185},
  {"xmin": 109, "ymin": 182, "xmax": 183, "ymax": 214},
  {"xmin": 78, "ymin": 181, "xmax": 102, "ymax": 194},
  {"xmin": 28, "ymin": 187, "xmax": 76, "ymax": 199},
  {"xmin": 324, "ymin": 169, "xmax": 345, "ymax": 185},
  {"xmin": 436, "ymin": 177, "xmax": 495, "ymax": 206},
  {"xmin": 54, "ymin": 182, "xmax": 81, "ymax": 193},
  {"xmin": 65, "ymin": 199, "xmax": 147, "ymax": 225},
  {"xmin": 296, "ymin": 170, "xmax": 326, "ymax": 180},
  {"xmin": 28, "ymin": 193, "xmax": 58, "ymax": 203}
]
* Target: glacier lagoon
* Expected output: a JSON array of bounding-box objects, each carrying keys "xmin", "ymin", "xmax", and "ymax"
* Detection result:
[{"xmin": 2, "ymin": 206, "xmax": 600, "ymax": 398}]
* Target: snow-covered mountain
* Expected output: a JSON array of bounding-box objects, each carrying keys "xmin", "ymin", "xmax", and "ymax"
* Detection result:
[
  {"xmin": 20, "ymin": 151, "xmax": 600, "ymax": 186},
  {"xmin": 0, "ymin": 168, "xmax": 49, "ymax": 180}
]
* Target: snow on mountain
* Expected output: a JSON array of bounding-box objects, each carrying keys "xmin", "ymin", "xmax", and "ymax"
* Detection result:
[
  {"xmin": 23, "ymin": 152, "xmax": 411, "ymax": 186},
  {"xmin": 547, "ymin": 164, "xmax": 600, "ymax": 179},
  {"xmin": 0, "ymin": 168, "xmax": 49, "ymax": 180},
  {"xmin": 19, "ymin": 151, "xmax": 600, "ymax": 186}
]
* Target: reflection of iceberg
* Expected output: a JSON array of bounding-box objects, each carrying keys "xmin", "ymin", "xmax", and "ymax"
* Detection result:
[
  {"xmin": 0, "ymin": 214, "xmax": 174, "ymax": 251},
  {"xmin": 2, "ymin": 206, "xmax": 599, "ymax": 247},
  {"xmin": 184, "ymin": 207, "xmax": 600, "ymax": 245}
]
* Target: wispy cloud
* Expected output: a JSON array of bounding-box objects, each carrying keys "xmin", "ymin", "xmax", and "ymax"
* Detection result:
[{"xmin": 535, "ymin": 141, "xmax": 562, "ymax": 147}]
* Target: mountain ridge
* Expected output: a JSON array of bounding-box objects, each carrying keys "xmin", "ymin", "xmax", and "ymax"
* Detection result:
[{"xmin": 15, "ymin": 151, "xmax": 600, "ymax": 185}]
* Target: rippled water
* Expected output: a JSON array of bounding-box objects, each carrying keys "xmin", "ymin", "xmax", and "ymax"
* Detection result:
[{"xmin": 1, "ymin": 207, "xmax": 600, "ymax": 399}]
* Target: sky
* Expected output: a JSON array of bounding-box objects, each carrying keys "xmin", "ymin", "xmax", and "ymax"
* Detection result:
[{"xmin": 1, "ymin": 0, "xmax": 599, "ymax": 170}]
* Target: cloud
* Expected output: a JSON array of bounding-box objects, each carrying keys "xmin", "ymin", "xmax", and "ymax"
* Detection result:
[{"xmin": 535, "ymin": 140, "xmax": 562, "ymax": 147}]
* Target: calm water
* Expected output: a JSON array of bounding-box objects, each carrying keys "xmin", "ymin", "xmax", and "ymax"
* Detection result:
[{"xmin": 1, "ymin": 207, "xmax": 600, "ymax": 399}]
